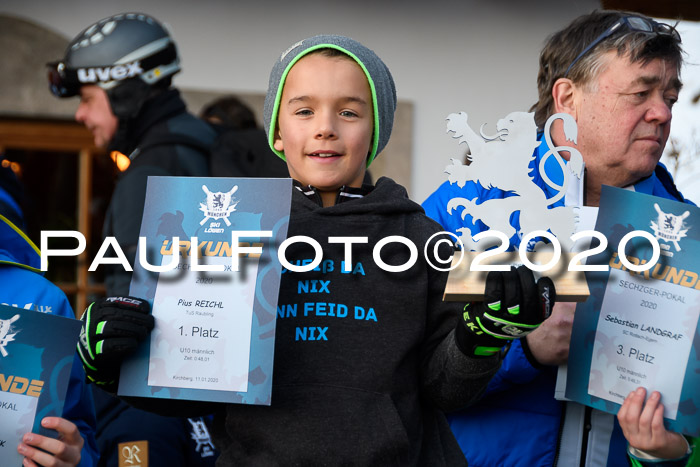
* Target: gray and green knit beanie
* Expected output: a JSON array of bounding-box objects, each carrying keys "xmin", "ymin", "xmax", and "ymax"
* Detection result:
[{"xmin": 263, "ymin": 35, "xmax": 397, "ymax": 167}]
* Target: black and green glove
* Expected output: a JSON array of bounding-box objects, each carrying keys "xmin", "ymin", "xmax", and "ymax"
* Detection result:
[
  {"xmin": 456, "ymin": 266, "xmax": 555, "ymax": 358},
  {"xmin": 77, "ymin": 296, "xmax": 153, "ymax": 391}
]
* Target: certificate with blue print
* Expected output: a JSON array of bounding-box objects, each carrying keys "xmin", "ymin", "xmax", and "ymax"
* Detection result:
[
  {"xmin": 119, "ymin": 177, "xmax": 292, "ymax": 405},
  {"xmin": 566, "ymin": 186, "xmax": 700, "ymax": 436},
  {"xmin": 0, "ymin": 304, "xmax": 82, "ymax": 466}
]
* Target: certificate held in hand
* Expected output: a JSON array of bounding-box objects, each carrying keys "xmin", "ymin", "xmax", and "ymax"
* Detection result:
[
  {"xmin": 0, "ymin": 305, "xmax": 82, "ymax": 466},
  {"xmin": 118, "ymin": 176, "xmax": 292, "ymax": 406},
  {"xmin": 566, "ymin": 186, "xmax": 700, "ymax": 436}
]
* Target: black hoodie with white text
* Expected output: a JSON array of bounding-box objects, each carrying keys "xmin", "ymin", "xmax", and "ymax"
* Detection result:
[{"xmin": 215, "ymin": 177, "xmax": 500, "ymax": 466}]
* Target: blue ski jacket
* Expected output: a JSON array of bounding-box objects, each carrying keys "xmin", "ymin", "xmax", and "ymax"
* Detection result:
[
  {"xmin": 0, "ymin": 214, "xmax": 98, "ymax": 465},
  {"xmin": 423, "ymin": 137, "xmax": 694, "ymax": 467}
]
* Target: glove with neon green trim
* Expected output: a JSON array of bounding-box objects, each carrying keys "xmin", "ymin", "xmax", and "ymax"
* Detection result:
[
  {"xmin": 77, "ymin": 296, "xmax": 153, "ymax": 391},
  {"xmin": 455, "ymin": 266, "xmax": 555, "ymax": 358}
]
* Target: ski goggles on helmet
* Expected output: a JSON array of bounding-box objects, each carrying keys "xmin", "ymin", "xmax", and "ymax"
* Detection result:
[
  {"xmin": 564, "ymin": 15, "xmax": 681, "ymax": 77},
  {"xmin": 47, "ymin": 61, "xmax": 83, "ymax": 98}
]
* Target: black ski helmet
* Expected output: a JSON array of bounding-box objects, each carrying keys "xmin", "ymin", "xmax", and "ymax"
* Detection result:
[{"xmin": 48, "ymin": 13, "xmax": 179, "ymax": 118}]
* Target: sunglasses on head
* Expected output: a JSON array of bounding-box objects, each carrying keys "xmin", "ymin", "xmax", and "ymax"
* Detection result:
[{"xmin": 564, "ymin": 15, "xmax": 681, "ymax": 77}]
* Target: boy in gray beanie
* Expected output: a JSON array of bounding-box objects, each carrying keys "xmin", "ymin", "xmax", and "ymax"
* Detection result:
[
  {"xmin": 263, "ymin": 34, "xmax": 396, "ymax": 169},
  {"xmin": 77, "ymin": 34, "xmax": 555, "ymax": 466},
  {"xmin": 222, "ymin": 35, "xmax": 552, "ymax": 465}
]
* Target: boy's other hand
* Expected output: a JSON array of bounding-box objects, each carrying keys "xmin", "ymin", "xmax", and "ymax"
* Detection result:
[
  {"xmin": 77, "ymin": 296, "xmax": 153, "ymax": 391},
  {"xmin": 524, "ymin": 301, "xmax": 575, "ymax": 366},
  {"xmin": 18, "ymin": 417, "xmax": 83, "ymax": 466},
  {"xmin": 618, "ymin": 387, "xmax": 690, "ymax": 461},
  {"xmin": 456, "ymin": 266, "xmax": 555, "ymax": 358}
]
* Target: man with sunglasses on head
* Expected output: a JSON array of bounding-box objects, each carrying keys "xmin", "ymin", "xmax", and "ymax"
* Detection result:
[
  {"xmin": 48, "ymin": 13, "xmax": 219, "ymax": 467},
  {"xmin": 423, "ymin": 10, "xmax": 693, "ymax": 467}
]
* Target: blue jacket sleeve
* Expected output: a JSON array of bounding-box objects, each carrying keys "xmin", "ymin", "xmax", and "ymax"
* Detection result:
[
  {"xmin": 481, "ymin": 339, "xmax": 543, "ymax": 394},
  {"xmin": 63, "ymin": 355, "xmax": 99, "ymax": 466}
]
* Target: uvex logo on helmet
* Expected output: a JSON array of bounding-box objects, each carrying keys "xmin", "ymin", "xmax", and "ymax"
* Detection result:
[{"xmin": 77, "ymin": 61, "xmax": 144, "ymax": 83}]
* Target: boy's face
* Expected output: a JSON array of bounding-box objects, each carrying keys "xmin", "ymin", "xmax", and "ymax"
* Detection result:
[{"xmin": 274, "ymin": 53, "xmax": 373, "ymax": 197}]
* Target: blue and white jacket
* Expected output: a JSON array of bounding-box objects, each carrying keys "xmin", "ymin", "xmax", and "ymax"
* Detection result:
[
  {"xmin": 0, "ymin": 214, "xmax": 98, "ymax": 465},
  {"xmin": 422, "ymin": 138, "xmax": 694, "ymax": 467}
]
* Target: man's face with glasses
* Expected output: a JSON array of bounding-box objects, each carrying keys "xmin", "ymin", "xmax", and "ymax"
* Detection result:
[{"xmin": 571, "ymin": 52, "xmax": 680, "ymax": 190}]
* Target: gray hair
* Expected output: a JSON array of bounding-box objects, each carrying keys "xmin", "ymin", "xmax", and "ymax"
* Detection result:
[{"xmin": 531, "ymin": 10, "xmax": 683, "ymax": 129}]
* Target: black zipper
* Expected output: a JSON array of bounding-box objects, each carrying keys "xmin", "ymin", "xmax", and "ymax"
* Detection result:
[
  {"xmin": 579, "ymin": 406, "xmax": 592, "ymax": 467},
  {"xmin": 552, "ymin": 401, "xmax": 566, "ymax": 466}
]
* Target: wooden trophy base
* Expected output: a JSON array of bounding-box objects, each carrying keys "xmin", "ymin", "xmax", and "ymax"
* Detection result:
[{"xmin": 444, "ymin": 251, "xmax": 590, "ymax": 302}]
